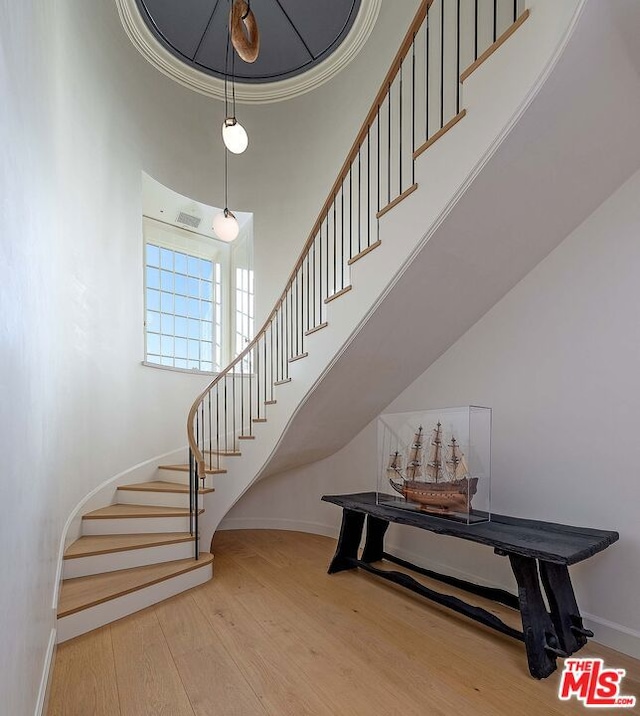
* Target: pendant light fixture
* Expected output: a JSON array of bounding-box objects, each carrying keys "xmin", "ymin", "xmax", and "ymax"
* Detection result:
[
  {"xmin": 213, "ymin": 148, "xmax": 240, "ymax": 242},
  {"xmin": 222, "ymin": 1, "xmax": 252, "ymax": 155}
]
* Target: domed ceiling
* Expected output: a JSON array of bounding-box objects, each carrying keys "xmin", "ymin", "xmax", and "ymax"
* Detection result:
[
  {"xmin": 136, "ymin": 0, "xmax": 361, "ymax": 83},
  {"xmin": 117, "ymin": 0, "xmax": 381, "ymax": 102}
]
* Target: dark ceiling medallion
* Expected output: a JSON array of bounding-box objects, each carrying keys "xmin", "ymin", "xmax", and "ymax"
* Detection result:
[{"xmin": 135, "ymin": 0, "xmax": 362, "ymax": 84}]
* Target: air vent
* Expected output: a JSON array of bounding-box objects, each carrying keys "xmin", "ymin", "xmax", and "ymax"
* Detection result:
[{"xmin": 176, "ymin": 212, "xmax": 202, "ymax": 229}]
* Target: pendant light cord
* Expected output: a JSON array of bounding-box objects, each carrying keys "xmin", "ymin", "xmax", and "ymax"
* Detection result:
[
  {"xmin": 224, "ymin": 147, "xmax": 229, "ymax": 211},
  {"xmin": 224, "ymin": 0, "xmax": 238, "ymax": 121}
]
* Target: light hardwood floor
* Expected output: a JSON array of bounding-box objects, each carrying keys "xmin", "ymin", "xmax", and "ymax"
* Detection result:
[{"xmin": 48, "ymin": 530, "xmax": 640, "ymax": 715}]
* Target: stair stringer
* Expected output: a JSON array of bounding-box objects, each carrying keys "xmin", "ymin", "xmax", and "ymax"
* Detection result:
[{"xmin": 197, "ymin": 0, "xmax": 588, "ymax": 549}]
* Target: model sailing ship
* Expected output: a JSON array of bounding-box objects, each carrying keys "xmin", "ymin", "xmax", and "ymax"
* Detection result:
[{"xmin": 387, "ymin": 423, "xmax": 478, "ymax": 515}]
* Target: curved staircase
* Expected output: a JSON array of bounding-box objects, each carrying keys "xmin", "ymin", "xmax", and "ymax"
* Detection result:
[
  {"xmin": 58, "ymin": 0, "xmax": 609, "ymax": 641},
  {"xmin": 57, "ymin": 472, "xmax": 213, "ymax": 642}
]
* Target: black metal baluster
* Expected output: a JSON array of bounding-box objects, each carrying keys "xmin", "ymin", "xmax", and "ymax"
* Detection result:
[
  {"xmin": 341, "ymin": 183, "xmax": 345, "ymax": 289},
  {"xmin": 412, "ymin": 34, "xmax": 416, "ymax": 182},
  {"xmin": 248, "ymin": 344, "xmax": 253, "ymax": 433},
  {"xmin": 252, "ymin": 339, "xmax": 261, "ymax": 420},
  {"xmin": 377, "ymin": 109, "xmax": 381, "ymax": 214},
  {"xmin": 232, "ymin": 368, "xmax": 236, "ymax": 450},
  {"xmin": 274, "ymin": 308, "xmax": 279, "ymax": 382},
  {"xmin": 240, "ymin": 348, "xmax": 244, "ymax": 435},
  {"xmin": 285, "ymin": 291, "xmax": 289, "ymax": 374},
  {"xmin": 200, "ymin": 402, "xmax": 205, "ymax": 471},
  {"xmin": 387, "ymin": 84, "xmax": 391, "ymax": 204},
  {"xmin": 514, "ymin": 0, "xmax": 518, "ymax": 22},
  {"xmin": 475, "ymin": 0, "xmax": 479, "ymax": 60},
  {"xmin": 456, "ymin": 0, "xmax": 461, "ymax": 114},
  {"xmin": 224, "ymin": 376, "xmax": 228, "ymax": 454},
  {"xmin": 294, "ymin": 272, "xmax": 299, "ymax": 356},
  {"xmin": 349, "ymin": 166, "xmax": 353, "ymax": 259},
  {"xmin": 263, "ymin": 330, "xmax": 267, "ymax": 407},
  {"xmin": 358, "ymin": 147, "xmax": 362, "ymax": 252},
  {"xmin": 189, "ymin": 448, "xmax": 194, "ymax": 537},
  {"xmin": 305, "ymin": 253, "xmax": 310, "ymax": 334},
  {"xmin": 215, "ymin": 385, "xmax": 219, "ymax": 469},
  {"xmin": 494, "ymin": 0, "xmax": 498, "ymax": 42},
  {"xmin": 367, "ymin": 127, "xmax": 372, "ymax": 246},
  {"xmin": 324, "ymin": 217, "xmax": 329, "ymax": 306},
  {"xmin": 440, "ymin": 0, "xmax": 445, "ymax": 129},
  {"xmin": 194, "ymin": 469, "xmax": 199, "ymax": 559},
  {"xmin": 399, "ymin": 62, "xmax": 403, "ymax": 195},
  {"xmin": 333, "ymin": 198, "xmax": 337, "ymax": 295},
  {"xmin": 312, "ymin": 237, "xmax": 317, "ymax": 328},
  {"xmin": 208, "ymin": 389, "xmax": 212, "ymax": 470},
  {"xmin": 269, "ymin": 321, "xmax": 274, "ymax": 399}
]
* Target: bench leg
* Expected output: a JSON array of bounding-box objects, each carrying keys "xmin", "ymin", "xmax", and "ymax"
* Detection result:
[
  {"xmin": 508, "ymin": 554, "xmax": 562, "ymax": 679},
  {"xmin": 539, "ymin": 561, "xmax": 593, "ymax": 655},
  {"xmin": 361, "ymin": 515, "xmax": 389, "ymax": 563},
  {"xmin": 328, "ymin": 509, "xmax": 365, "ymax": 574}
]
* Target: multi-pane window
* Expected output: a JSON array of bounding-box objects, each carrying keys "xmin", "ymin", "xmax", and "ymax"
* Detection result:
[
  {"xmin": 235, "ymin": 268, "xmax": 255, "ymax": 369},
  {"xmin": 145, "ymin": 244, "xmax": 222, "ymax": 372}
]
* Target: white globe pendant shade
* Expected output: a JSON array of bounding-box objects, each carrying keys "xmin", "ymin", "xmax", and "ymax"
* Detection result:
[
  {"xmin": 213, "ymin": 208, "xmax": 240, "ymax": 242},
  {"xmin": 222, "ymin": 118, "xmax": 249, "ymax": 154}
]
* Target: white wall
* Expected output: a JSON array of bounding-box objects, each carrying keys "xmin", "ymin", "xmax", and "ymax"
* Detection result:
[
  {"xmin": 223, "ymin": 166, "xmax": 640, "ymax": 658},
  {"xmin": 0, "ymin": 0, "xmax": 420, "ymax": 712}
]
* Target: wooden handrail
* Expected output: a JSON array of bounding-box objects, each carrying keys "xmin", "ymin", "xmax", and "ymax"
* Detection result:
[{"xmin": 187, "ymin": 0, "xmax": 435, "ymax": 475}]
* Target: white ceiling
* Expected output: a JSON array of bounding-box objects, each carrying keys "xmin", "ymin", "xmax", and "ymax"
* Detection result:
[{"xmin": 142, "ymin": 172, "xmax": 252, "ymax": 242}]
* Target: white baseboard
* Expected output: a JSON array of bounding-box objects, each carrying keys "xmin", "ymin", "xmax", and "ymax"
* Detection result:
[
  {"xmin": 218, "ymin": 516, "xmax": 339, "ymax": 539},
  {"xmin": 216, "ymin": 518, "xmax": 640, "ymax": 659},
  {"xmin": 582, "ymin": 613, "xmax": 640, "ymax": 660},
  {"xmin": 34, "ymin": 628, "xmax": 56, "ymax": 716}
]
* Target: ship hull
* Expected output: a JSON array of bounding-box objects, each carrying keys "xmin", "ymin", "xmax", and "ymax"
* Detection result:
[{"xmin": 390, "ymin": 478, "xmax": 479, "ymax": 515}]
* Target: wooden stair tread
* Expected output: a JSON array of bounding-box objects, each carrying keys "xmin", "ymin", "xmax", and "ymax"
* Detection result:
[
  {"xmin": 160, "ymin": 464, "xmax": 227, "ymax": 475},
  {"xmin": 64, "ymin": 533, "xmax": 194, "ymax": 559},
  {"xmin": 204, "ymin": 450, "xmax": 241, "ymax": 456},
  {"xmin": 83, "ymin": 504, "xmax": 203, "ymax": 520},
  {"xmin": 118, "ymin": 481, "xmax": 214, "ymax": 494},
  {"xmin": 58, "ymin": 553, "xmax": 213, "ymax": 618}
]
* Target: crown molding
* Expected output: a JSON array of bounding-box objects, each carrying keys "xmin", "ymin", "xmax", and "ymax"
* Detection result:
[{"xmin": 115, "ymin": 0, "xmax": 382, "ymax": 105}]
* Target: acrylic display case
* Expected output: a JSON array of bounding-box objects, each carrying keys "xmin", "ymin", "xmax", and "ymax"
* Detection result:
[{"xmin": 377, "ymin": 406, "xmax": 491, "ymax": 524}]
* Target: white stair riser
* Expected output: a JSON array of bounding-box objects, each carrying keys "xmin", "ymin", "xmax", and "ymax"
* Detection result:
[
  {"xmin": 116, "ymin": 490, "xmax": 203, "ymax": 510},
  {"xmin": 82, "ymin": 515, "xmax": 194, "ymax": 535},
  {"xmin": 157, "ymin": 469, "xmax": 214, "ymax": 487},
  {"xmin": 63, "ymin": 540, "xmax": 197, "ymax": 579},
  {"xmin": 57, "ymin": 563, "xmax": 213, "ymax": 643}
]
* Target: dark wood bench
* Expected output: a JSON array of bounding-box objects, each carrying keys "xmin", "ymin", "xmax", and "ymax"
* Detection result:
[{"xmin": 322, "ymin": 492, "xmax": 618, "ymax": 679}]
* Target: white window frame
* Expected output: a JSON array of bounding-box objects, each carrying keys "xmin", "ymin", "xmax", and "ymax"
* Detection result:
[{"xmin": 142, "ymin": 217, "xmax": 233, "ymax": 374}]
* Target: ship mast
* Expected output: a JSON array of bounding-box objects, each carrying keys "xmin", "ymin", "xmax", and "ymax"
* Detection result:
[
  {"xmin": 426, "ymin": 422, "xmax": 443, "ymax": 483},
  {"xmin": 406, "ymin": 426, "xmax": 424, "ymax": 480}
]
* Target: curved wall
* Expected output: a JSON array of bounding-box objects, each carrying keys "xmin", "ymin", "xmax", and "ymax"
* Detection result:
[{"xmin": 0, "ymin": 0, "xmax": 419, "ymax": 712}]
